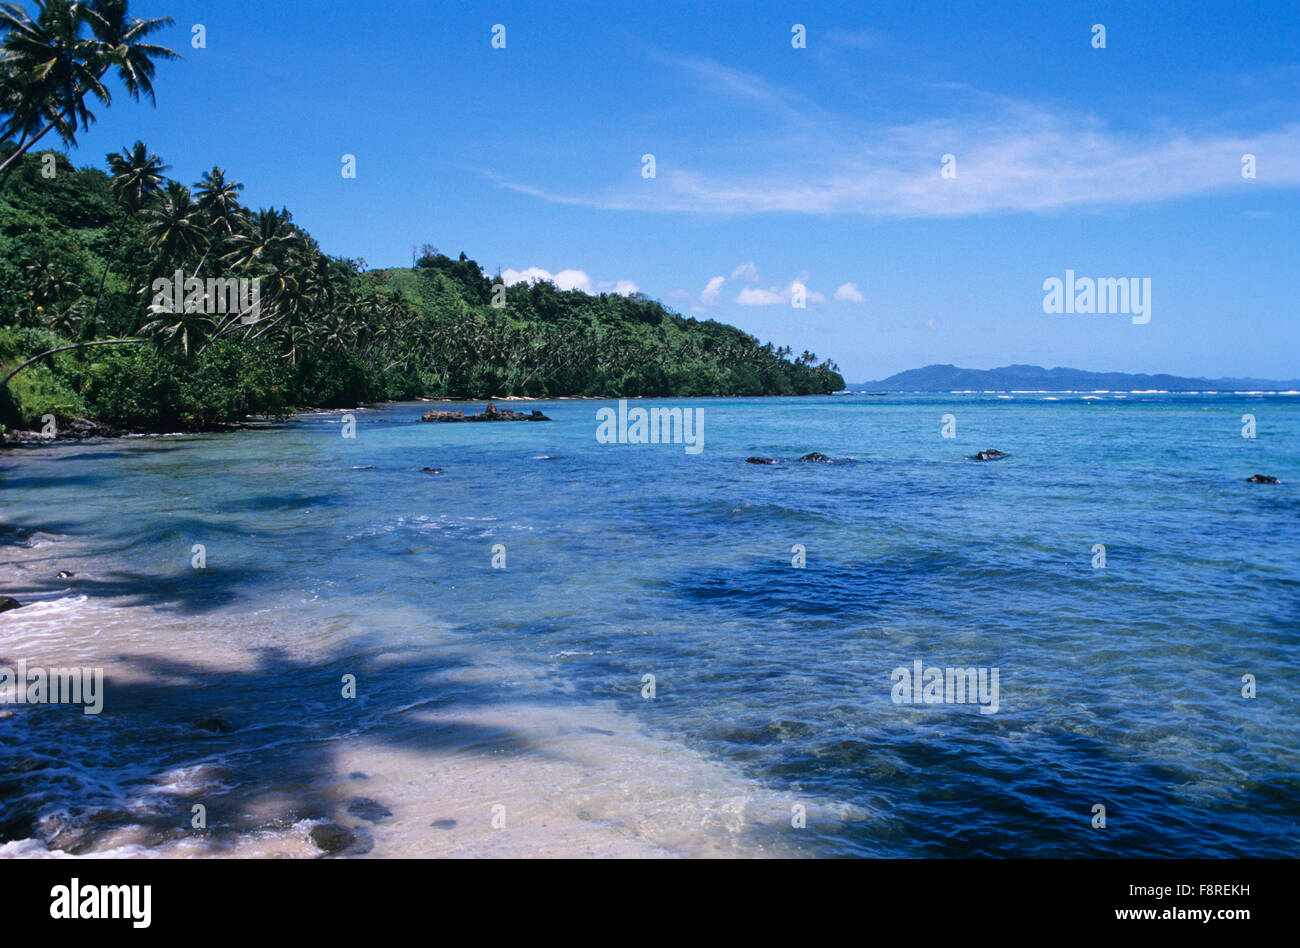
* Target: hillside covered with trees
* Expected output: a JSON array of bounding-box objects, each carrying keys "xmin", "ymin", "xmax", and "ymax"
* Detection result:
[{"xmin": 0, "ymin": 2, "xmax": 841, "ymax": 435}]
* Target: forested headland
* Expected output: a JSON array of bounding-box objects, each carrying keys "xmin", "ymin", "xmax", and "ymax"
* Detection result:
[{"xmin": 0, "ymin": 1, "xmax": 843, "ymax": 436}]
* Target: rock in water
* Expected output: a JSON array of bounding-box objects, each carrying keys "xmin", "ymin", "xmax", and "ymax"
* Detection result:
[
  {"xmin": 309, "ymin": 822, "xmax": 356, "ymax": 854},
  {"xmin": 421, "ymin": 403, "xmax": 550, "ymax": 423},
  {"xmin": 194, "ymin": 716, "xmax": 235, "ymax": 734},
  {"xmin": 421, "ymin": 467, "xmax": 443, "ymax": 474},
  {"xmin": 347, "ymin": 798, "xmax": 393, "ymax": 823},
  {"xmin": 971, "ymin": 449, "xmax": 1009, "ymax": 461},
  {"xmin": 420, "ymin": 409, "xmax": 466, "ymax": 423},
  {"xmin": 0, "ymin": 597, "xmax": 22, "ymax": 614},
  {"xmin": 56, "ymin": 571, "xmax": 75, "ymax": 579},
  {"xmin": 798, "ymin": 452, "xmax": 834, "ymax": 463},
  {"xmin": 745, "ymin": 457, "xmax": 779, "ymax": 464},
  {"xmin": 1246, "ymin": 474, "xmax": 1279, "ymax": 484}
]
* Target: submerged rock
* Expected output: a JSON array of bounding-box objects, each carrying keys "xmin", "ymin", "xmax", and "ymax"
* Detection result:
[
  {"xmin": 745, "ymin": 456, "xmax": 779, "ymax": 464},
  {"xmin": 0, "ymin": 597, "xmax": 22, "ymax": 614},
  {"xmin": 421, "ymin": 403, "xmax": 550, "ymax": 423},
  {"xmin": 798, "ymin": 452, "xmax": 834, "ymax": 463},
  {"xmin": 194, "ymin": 716, "xmax": 235, "ymax": 734},
  {"xmin": 971, "ymin": 449, "xmax": 1009, "ymax": 461},
  {"xmin": 347, "ymin": 798, "xmax": 393, "ymax": 823},
  {"xmin": 309, "ymin": 821, "xmax": 356, "ymax": 854},
  {"xmin": 1246, "ymin": 474, "xmax": 1280, "ymax": 484},
  {"xmin": 421, "ymin": 467, "xmax": 443, "ymax": 474}
]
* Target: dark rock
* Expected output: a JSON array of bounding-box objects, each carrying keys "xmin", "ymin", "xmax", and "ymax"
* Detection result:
[
  {"xmin": 420, "ymin": 409, "xmax": 466, "ymax": 423},
  {"xmin": 745, "ymin": 457, "xmax": 779, "ymax": 464},
  {"xmin": 1246, "ymin": 474, "xmax": 1279, "ymax": 484},
  {"xmin": 421, "ymin": 403, "xmax": 550, "ymax": 423},
  {"xmin": 798, "ymin": 452, "xmax": 834, "ymax": 463},
  {"xmin": 971, "ymin": 449, "xmax": 1009, "ymax": 461},
  {"xmin": 309, "ymin": 821, "xmax": 356, "ymax": 854},
  {"xmin": 194, "ymin": 716, "xmax": 235, "ymax": 734},
  {"xmin": 421, "ymin": 467, "xmax": 443, "ymax": 474},
  {"xmin": 56, "ymin": 571, "xmax": 75, "ymax": 579},
  {"xmin": 347, "ymin": 798, "xmax": 393, "ymax": 823},
  {"xmin": 0, "ymin": 597, "xmax": 22, "ymax": 614},
  {"xmin": 2, "ymin": 430, "xmax": 44, "ymax": 445}
]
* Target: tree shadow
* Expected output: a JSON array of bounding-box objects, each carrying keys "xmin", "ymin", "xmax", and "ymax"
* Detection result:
[{"xmin": 0, "ymin": 636, "xmax": 557, "ymax": 856}]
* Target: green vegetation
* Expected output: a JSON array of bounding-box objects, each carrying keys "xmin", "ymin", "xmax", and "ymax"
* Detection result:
[{"xmin": 1, "ymin": 1, "xmax": 843, "ymax": 434}]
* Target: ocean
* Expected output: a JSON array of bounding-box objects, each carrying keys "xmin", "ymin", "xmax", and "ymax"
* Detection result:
[{"xmin": 1, "ymin": 393, "xmax": 1297, "ymax": 857}]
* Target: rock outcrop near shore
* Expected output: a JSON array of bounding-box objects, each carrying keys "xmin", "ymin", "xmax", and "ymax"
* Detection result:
[
  {"xmin": 2, "ymin": 418, "xmax": 120, "ymax": 445},
  {"xmin": 420, "ymin": 403, "xmax": 550, "ymax": 423},
  {"xmin": 0, "ymin": 597, "xmax": 22, "ymax": 614}
]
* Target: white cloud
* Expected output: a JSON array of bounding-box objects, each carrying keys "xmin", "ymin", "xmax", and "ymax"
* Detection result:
[
  {"xmin": 834, "ymin": 282, "xmax": 867, "ymax": 302},
  {"xmin": 501, "ymin": 267, "xmax": 638, "ymax": 295},
  {"xmin": 735, "ymin": 281, "xmax": 826, "ymax": 306},
  {"xmin": 730, "ymin": 261, "xmax": 759, "ymax": 281},
  {"xmin": 701, "ymin": 275, "xmax": 726, "ymax": 304},
  {"xmin": 735, "ymin": 286, "xmax": 785, "ymax": 306},
  {"xmin": 501, "ymin": 266, "xmax": 560, "ymax": 287}
]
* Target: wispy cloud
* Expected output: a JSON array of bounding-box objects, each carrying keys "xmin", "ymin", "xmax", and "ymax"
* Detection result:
[{"xmin": 487, "ymin": 57, "xmax": 1300, "ymax": 218}]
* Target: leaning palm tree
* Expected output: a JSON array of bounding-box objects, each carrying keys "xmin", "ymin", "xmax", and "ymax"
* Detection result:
[
  {"xmin": 0, "ymin": 0, "xmax": 177, "ymax": 178},
  {"xmin": 222, "ymin": 206, "xmax": 295, "ymax": 272},
  {"xmin": 136, "ymin": 302, "xmax": 212, "ymax": 360}
]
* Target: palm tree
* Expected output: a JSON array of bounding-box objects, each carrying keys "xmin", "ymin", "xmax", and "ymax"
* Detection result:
[
  {"xmin": 194, "ymin": 166, "xmax": 245, "ymax": 237},
  {"xmin": 107, "ymin": 139, "xmax": 166, "ymax": 210},
  {"xmin": 136, "ymin": 303, "xmax": 211, "ymax": 359},
  {"xmin": 87, "ymin": 139, "xmax": 167, "ymax": 323},
  {"xmin": 141, "ymin": 179, "xmax": 207, "ymax": 277},
  {"xmin": 0, "ymin": 0, "xmax": 177, "ymax": 178},
  {"xmin": 222, "ymin": 207, "xmax": 295, "ymax": 272}
]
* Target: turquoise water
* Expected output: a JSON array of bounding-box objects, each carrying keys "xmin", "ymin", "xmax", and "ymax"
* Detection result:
[{"xmin": 2, "ymin": 393, "xmax": 1298, "ymax": 856}]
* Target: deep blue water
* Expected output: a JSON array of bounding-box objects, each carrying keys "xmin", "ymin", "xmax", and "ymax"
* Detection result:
[{"xmin": 2, "ymin": 393, "xmax": 1298, "ymax": 856}]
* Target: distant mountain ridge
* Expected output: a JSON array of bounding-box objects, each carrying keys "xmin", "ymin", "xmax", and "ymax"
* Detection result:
[{"xmin": 853, "ymin": 364, "xmax": 1300, "ymax": 392}]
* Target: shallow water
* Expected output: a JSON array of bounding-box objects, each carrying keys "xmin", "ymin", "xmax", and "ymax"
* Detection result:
[{"xmin": 2, "ymin": 394, "xmax": 1297, "ymax": 857}]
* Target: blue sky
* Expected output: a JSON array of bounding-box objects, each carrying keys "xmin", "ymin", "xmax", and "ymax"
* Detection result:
[{"xmin": 53, "ymin": 0, "xmax": 1300, "ymax": 381}]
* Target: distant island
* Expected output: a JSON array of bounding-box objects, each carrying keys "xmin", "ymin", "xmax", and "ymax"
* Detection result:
[{"xmin": 853, "ymin": 364, "xmax": 1300, "ymax": 393}]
